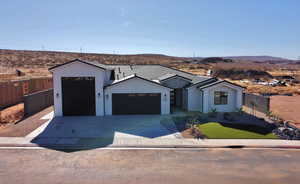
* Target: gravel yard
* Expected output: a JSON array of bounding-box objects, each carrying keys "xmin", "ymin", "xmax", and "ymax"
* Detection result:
[{"xmin": 271, "ymin": 95, "xmax": 300, "ymax": 128}]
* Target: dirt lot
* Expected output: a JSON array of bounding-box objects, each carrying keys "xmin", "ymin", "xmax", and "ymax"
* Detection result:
[
  {"xmin": 0, "ymin": 106, "xmax": 52, "ymax": 137},
  {"xmin": 271, "ymin": 95, "xmax": 300, "ymax": 127},
  {"xmin": 0, "ymin": 148, "xmax": 300, "ymax": 184},
  {"xmin": 0, "ymin": 103, "xmax": 24, "ymax": 129}
]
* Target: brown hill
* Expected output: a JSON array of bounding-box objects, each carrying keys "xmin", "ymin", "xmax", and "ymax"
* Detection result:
[{"xmin": 0, "ymin": 49, "xmax": 185, "ymax": 68}]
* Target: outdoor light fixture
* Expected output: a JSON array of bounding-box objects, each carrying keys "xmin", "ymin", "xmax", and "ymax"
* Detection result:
[
  {"xmin": 97, "ymin": 92, "xmax": 101, "ymax": 97},
  {"xmin": 164, "ymin": 93, "xmax": 167, "ymax": 101},
  {"xmin": 56, "ymin": 93, "xmax": 59, "ymax": 98}
]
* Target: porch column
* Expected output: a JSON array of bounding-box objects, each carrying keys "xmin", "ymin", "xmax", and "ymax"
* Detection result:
[
  {"xmin": 236, "ymin": 90, "xmax": 243, "ymax": 109},
  {"xmin": 202, "ymin": 90, "xmax": 210, "ymax": 113}
]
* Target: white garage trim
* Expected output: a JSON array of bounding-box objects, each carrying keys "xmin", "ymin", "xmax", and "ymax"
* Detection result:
[
  {"xmin": 50, "ymin": 61, "xmax": 106, "ymax": 116},
  {"xmin": 104, "ymin": 76, "xmax": 171, "ymax": 115}
]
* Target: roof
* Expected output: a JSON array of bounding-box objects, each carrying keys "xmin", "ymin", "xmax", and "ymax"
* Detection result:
[
  {"xmin": 48, "ymin": 59, "xmax": 111, "ymax": 71},
  {"xmin": 106, "ymin": 64, "xmax": 210, "ymax": 84},
  {"xmin": 157, "ymin": 73, "xmax": 177, "ymax": 81},
  {"xmin": 187, "ymin": 77, "xmax": 218, "ymax": 88},
  {"xmin": 197, "ymin": 80, "xmax": 245, "ymax": 90},
  {"xmin": 49, "ymin": 59, "xmax": 215, "ymax": 87},
  {"xmin": 158, "ymin": 73, "xmax": 192, "ymax": 82},
  {"xmin": 105, "ymin": 74, "xmax": 172, "ymax": 89}
]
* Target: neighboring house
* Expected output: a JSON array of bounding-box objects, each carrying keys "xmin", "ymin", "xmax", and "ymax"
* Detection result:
[{"xmin": 49, "ymin": 59, "xmax": 244, "ymax": 116}]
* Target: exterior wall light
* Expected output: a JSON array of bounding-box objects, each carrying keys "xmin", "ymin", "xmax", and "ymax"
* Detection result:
[
  {"xmin": 97, "ymin": 92, "xmax": 101, "ymax": 97},
  {"xmin": 164, "ymin": 93, "xmax": 167, "ymax": 101},
  {"xmin": 56, "ymin": 93, "xmax": 59, "ymax": 98}
]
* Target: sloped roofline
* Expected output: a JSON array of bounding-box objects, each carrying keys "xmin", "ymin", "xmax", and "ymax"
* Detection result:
[
  {"xmin": 186, "ymin": 77, "xmax": 218, "ymax": 89},
  {"xmin": 48, "ymin": 59, "xmax": 107, "ymax": 71},
  {"xmin": 106, "ymin": 64, "xmax": 199, "ymax": 77},
  {"xmin": 160, "ymin": 74, "xmax": 193, "ymax": 82},
  {"xmin": 197, "ymin": 80, "xmax": 245, "ymax": 90},
  {"xmin": 105, "ymin": 74, "xmax": 173, "ymax": 90}
]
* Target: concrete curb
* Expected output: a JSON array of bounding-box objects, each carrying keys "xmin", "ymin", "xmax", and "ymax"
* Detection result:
[{"xmin": 1, "ymin": 143, "xmax": 300, "ymax": 150}]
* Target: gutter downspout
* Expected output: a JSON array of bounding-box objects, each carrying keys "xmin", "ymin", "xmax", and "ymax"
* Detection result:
[
  {"xmin": 103, "ymin": 89, "xmax": 106, "ymax": 115},
  {"xmin": 200, "ymin": 89, "xmax": 204, "ymax": 113}
]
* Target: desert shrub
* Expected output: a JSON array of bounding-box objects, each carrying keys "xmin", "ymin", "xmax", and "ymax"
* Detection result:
[
  {"xmin": 201, "ymin": 57, "xmax": 233, "ymax": 63},
  {"xmin": 188, "ymin": 65, "xmax": 197, "ymax": 70},
  {"xmin": 208, "ymin": 108, "xmax": 218, "ymax": 117},
  {"xmin": 212, "ymin": 68, "xmax": 273, "ymax": 80},
  {"xmin": 223, "ymin": 112, "xmax": 235, "ymax": 121}
]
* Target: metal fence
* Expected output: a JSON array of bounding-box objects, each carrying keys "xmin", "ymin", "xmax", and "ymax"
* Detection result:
[
  {"xmin": 24, "ymin": 89, "xmax": 53, "ymax": 116},
  {"xmin": 243, "ymin": 93, "xmax": 270, "ymax": 114},
  {"xmin": 0, "ymin": 77, "xmax": 53, "ymax": 109}
]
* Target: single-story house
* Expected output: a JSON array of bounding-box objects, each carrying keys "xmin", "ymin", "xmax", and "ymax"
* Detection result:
[{"xmin": 49, "ymin": 59, "xmax": 244, "ymax": 116}]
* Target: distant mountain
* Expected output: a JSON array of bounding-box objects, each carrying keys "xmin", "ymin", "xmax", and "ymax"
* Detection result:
[
  {"xmin": 0, "ymin": 49, "xmax": 185, "ymax": 68},
  {"xmin": 223, "ymin": 56, "xmax": 292, "ymax": 62},
  {"xmin": 0, "ymin": 48, "xmax": 296, "ymax": 68}
]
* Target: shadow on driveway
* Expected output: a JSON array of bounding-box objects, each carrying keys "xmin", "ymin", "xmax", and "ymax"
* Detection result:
[{"xmin": 31, "ymin": 115, "xmax": 178, "ymax": 152}]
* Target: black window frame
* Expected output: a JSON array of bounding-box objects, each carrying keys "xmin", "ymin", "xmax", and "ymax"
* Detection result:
[{"xmin": 214, "ymin": 91, "xmax": 228, "ymax": 105}]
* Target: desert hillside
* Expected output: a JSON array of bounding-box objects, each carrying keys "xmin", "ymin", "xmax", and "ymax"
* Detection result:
[
  {"xmin": 0, "ymin": 49, "xmax": 299, "ymax": 95},
  {"xmin": 0, "ymin": 49, "xmax": 185, "ymax": 68}
]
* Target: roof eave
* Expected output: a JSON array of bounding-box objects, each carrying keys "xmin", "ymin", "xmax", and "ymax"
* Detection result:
[
  {"xmin": 105, "ymin": 75, "xmax": 173, "ymax": 90},
  {"xmin": 160, "ymin": 75, "xmax": 193, "ymax": 82},
  {"xmin": 48, "ymin": 59, "xmax": 107, "ymax": 72},
  {"xmin": 186, "ymin": 77, "xmax": 218, "ymax": 89},
  {"xmin": 198, "ymin": 80, "xmax": 245, "ymax": 90}
]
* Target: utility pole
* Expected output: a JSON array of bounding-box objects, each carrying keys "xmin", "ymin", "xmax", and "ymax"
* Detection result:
[{"xmin": 80, "ymin": 47, "xmax": 83, "ymax": 57}]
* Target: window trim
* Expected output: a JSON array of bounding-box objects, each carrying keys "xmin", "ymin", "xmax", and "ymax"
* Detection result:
[{"xmin": 214, "ymin": 91, "xmax": 228, "ymax": 105}]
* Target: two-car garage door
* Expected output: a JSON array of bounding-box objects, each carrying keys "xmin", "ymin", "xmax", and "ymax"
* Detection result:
[{"xmin": 112, "ymin": 93, "xmax": 161, "ymax": 115}]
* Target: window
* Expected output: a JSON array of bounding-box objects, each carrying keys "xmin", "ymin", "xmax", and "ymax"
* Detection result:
[{"xmin": 214, "ymin": 91, "xmax": 228, "ymax": 105}]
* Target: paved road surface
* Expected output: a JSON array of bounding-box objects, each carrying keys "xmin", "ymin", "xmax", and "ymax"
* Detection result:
[{"xmin": 0, "ymin": 148, "xmax": 299, "ymax": 184}]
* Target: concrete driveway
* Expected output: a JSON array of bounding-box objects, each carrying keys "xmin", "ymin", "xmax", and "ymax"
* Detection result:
[{"xmin": 27, "ymin": 113, "xmax": 179, "ymax": 139}]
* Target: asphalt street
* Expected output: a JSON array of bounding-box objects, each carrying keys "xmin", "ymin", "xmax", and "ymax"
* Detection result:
[{"xmin": 0, "ymin": 148, "xmax": 299, "ymax": 184}]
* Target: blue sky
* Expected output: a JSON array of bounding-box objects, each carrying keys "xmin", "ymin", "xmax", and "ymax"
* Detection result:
[{"xmin": 1, "ymin": 0, "xmax": 299, "ymax": 59}]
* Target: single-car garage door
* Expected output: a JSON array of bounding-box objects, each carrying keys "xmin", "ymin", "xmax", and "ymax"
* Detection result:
[
  {"xmin": 62, "ymin": 77, "xmax": 95, "ymax": 116},
  {"xmin": 112, "ymin": 93, "xmax": 161, "ymax": 114}
]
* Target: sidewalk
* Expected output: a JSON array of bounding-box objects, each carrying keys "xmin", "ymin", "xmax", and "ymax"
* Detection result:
[
  {"xmin": 1, "ymin": 107, "xmax": 300, "ymax": 149},
  {"xmin": 1, "ymin": 136, "xmax": 300, "ymax": 149}
]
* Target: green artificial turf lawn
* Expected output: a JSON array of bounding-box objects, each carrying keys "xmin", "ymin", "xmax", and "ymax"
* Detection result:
[{"xmin": 197, "ymin": 122, "xmax": 278, "ymax": 139}]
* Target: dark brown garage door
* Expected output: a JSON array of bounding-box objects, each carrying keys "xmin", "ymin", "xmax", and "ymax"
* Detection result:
[
  {"xmin": 62, "ymin": 77, "xmax": 95, "ymax": 116},
  {"xmin": 112, "ymin": 93, "xmax": 161, "ymax": 115}
]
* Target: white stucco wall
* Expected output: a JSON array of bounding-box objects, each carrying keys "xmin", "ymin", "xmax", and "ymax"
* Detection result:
[
  {"xmin": 104, "ymin": 77, "xmax": 171, "ymax": 115},
  {"xmin": 51, "ymin": 61, "xmax": 106, "ymax": 116},
  {"xmin": 202, "ymin": 83, "xmax": 243, "ymax": 113},
  {"xmin": 187, "ymin": 85, "xmax": 203, "ymax": 112}
]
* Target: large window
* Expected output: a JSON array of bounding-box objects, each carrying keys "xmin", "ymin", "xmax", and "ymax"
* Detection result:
[{"xmin": 214, "ymin": 91, "xmax": 228, "ymax": 105}]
